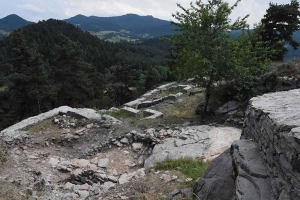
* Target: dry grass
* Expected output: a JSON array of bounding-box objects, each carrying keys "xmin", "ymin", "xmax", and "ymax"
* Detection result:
[
  {"xmin": 0, "ymin": 181, "xmax": 30, "ymax": 200},
  {"xmin": 128, "ymin": 170, "xmax": 192, "ymax": 200},
  {"xmin": 26, "ymin": 119, "xmax": 54, "ymax": 134},
  {"xmin": 131, "ymin": 93, "xmax": 203, "ymax": 129}
]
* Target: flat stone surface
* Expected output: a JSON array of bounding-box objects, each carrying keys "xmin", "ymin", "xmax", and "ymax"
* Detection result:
[
  {"xmin": 249, "ymin": 89, "xmax": 300, "ymax": 127},
  {"xmin": 144, "ymin": 125, "xmax": 241, "ymax": 171},
  {"xmin": 143, "ymin": 109, "xmax": 163, "ymax": 120},
  {"xmin": 98, "ymin": 158, "xmax": 110, "ymax": 168},
  {"xmin": 124, "ymin": 98, "xmax": 146, "ymax": 108}
]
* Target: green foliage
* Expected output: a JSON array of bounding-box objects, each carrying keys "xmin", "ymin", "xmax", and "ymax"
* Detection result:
[
  {"xmin": 167, "ymin": 0, "xmax": 271, "ymax": 112},
  {"xmin": 261, "ymin": 0, "xmax": 300, "ymax": 61},
  {"xmin": 155, "ymin": 158, "xmax": 210, "ymax": 180},
  {"xmin": 0, "ymin": 19, "xmax": 171, "ymax": 130}
]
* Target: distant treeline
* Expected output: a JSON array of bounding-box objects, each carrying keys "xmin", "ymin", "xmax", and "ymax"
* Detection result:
[{"xmin": 0, "ymin": 19, "xmax": 172, "ymax": 130}]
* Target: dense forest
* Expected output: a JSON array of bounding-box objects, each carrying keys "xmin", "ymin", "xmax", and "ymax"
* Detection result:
[{"xmin": 0, "ymin": 19, "xmax": 171, "ymax": 130}]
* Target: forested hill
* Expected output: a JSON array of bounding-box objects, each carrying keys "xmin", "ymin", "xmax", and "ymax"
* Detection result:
[{"xmin": 0, "ymin": 19, "xmax": 171, "ymax": 130}]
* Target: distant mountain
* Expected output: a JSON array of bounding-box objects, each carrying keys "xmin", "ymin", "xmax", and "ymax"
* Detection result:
[
  {"xmin": 0, "ymin": 14, "xmax": 32, "ymax": 31},
  {"xmin": 285, "ymin": 30, "xmax": 300, "ymax": 60},
  {"xmin": 0, "ymin": 14, "xmax": 32, "ymax": 39},
  {"xmin": 64, "ymin": 14, "xmax": 174, "ymax": 40}
]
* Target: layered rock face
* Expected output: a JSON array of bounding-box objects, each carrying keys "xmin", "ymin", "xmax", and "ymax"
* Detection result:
[{"xmin": 240, "ymin": 89, "xmax": 300, "ymax": 199}]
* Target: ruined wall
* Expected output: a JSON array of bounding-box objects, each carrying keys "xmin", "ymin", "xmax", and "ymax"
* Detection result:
[
  {"xmin": 196, "ymin": 89, "xmax": 300, "ymax": 200},
  {"xmin": 240, "ymin": 89, "xmax": 300, "ymax": 199}
]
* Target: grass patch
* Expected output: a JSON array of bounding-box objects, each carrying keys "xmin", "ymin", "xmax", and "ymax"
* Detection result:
[
  {"xmin": 155, "ymin": 158, "xmax": 210, "ymax": 180},
  {"xmin": 0, "ymin": 86, "xmax": 7, "ymax": 93},
  {"xmin": 26, "ymin": 119, "xmax": 53, "ymax": 134},
  {"xmin": 104, "ymin": 109, "xmax": 133, "ymax": 119}
]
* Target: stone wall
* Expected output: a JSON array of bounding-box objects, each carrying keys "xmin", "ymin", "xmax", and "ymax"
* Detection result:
[
  {"xmin": 196, "ymin": 89, "xmax": 300, "ymax": 200},
  {"xmin": 241, "ymin": 89, "xmax": 300, "ymax": 199}
]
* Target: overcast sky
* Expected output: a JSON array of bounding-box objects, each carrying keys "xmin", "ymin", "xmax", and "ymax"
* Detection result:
[{"xmin": 0, "ymin": 0, "xmax": 291, "ymax": 27}]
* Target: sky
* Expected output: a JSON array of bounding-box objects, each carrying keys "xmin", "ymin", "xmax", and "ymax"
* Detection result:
[{"xmin": 0, "ymin": 0, "xmax": 292, "ymax": 26}]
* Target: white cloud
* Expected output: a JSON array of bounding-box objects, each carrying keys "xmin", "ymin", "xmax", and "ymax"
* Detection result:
[{"xmin": 17, "ymin": 4, "xmax": 44, "ymax": 13}]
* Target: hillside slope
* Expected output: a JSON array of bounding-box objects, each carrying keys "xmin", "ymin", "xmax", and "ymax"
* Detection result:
[{"xmin": 0, "ymin": 19, "xmax": 171, "ymax": 130}]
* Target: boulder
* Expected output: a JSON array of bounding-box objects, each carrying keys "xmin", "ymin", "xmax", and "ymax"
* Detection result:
[
  {"xmin": 232, "ymin": 140, "xmax": 272, "ymax": 200},
  {"xmin": 195, "ymin": 149, "xmax": 235, "ymax": 200},
  {"xmin": 215, "ymin": 101, "xmax": 239, "ymax": 115}
]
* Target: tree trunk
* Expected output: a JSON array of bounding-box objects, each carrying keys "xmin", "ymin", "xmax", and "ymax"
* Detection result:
[{"xmin": 203, "ymin": 80, "xmax": 212, "ymax": 113}]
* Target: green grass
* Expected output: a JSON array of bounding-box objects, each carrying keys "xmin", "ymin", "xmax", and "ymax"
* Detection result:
[
  {"xmin": 26, "ymin": 119, "xmax": 53, "ymax": 134},
  {"xmin": 0, "ymin": 86, "xmax": 7, "ymax": 93},
  {"xmin": 155, "ymin": 158, "xmax": 210, "ymax": 180},
  {"xmin": 104, "ymin": 109, "xmax": 133, "ymax": 119}
]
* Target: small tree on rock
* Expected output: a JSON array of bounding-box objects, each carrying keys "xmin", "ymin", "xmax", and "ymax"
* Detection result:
[{"xmin": 167, "ymin": 0, "xmax": 271, "ymax": 113}]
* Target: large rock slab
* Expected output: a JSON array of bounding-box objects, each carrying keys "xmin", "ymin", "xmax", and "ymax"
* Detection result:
[
  {"xmin": 144, "ymin": 125, "xmax": 241, "ymax": 171},
  {"xmin": 242, "ymin": 89, "xmax": 300, "ymax": 199},
  {"xmin": 232, "ymin": 140, "xmax": 272, "ymax": 200},
  {"xmin": 0, "ymin": 106, "xmax": 120, "ymax": 143},
  {"xmin": 195, "ymin": 149, "xmax": 235, "ymax": 200}
]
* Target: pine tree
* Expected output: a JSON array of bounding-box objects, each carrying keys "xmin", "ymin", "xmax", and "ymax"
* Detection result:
[{"xmin": 261, "ymin": 0, "xmax": 300, "ymax": 61}]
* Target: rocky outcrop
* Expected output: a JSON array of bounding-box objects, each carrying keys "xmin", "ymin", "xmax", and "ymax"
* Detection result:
[
  {"xmin": 264, "ymin": 76, "xmax": 300, "ymax": 92},
  {"xmin": 238, "ymin": 89, "xmax": 300, "ymax": 200},
  {"xmin": 144, "ymin": 125, "xmax": 241, "ymax": 171},
  {"xmin": 195, "ymin": 89, "xmax": 300, "ymax": 200},
  {"xmin": 195, "ymin": 149, "xmax": 236, "ymax": 200},
  {"xmin": 232, "ymin": 140, "xmax": 272, "ymax": 200}
]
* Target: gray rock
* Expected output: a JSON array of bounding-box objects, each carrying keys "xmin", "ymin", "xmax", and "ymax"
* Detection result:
[
  {"xmin": 120, "ymin": 137, "xmax": 129, "ymax": 144},
  {"xmin": 143, "ymin": 109, "xmax": 163, "ymax": 119},
  {"xmin": 132, "ymin": 143, "xmax": 143, "ymax": 151},
  {"xmin": 65, "ymin": 182, "xmax": 74, "ymax": 190},
  {"xmin": 181, "ymin": 188, "xmax": 193, "ymax": 198},
  {"xmin": 101, "ymin": 181, "xmax": 115, "ymax": 192},
  {"xmin": 144, "ymin": 126, "xmax": 241, "ymax": 171},
  {"xmin": 232, "ymin": 140, "xmax": 272, "ymax": 200},
  {"xmin": 98, "ymin": 158, "xmax": 109, "ymax": 168},
  {"xmin": 215, "ymin": 101, "xmax": 239, "ymax": 115},
  {"xmin": 76, "ymin": 190, "xmax": 89, "ymax": 198},
  {"xmin": 48, "ymin": 157, "xmax": 60, "ymax": 168},
  {"xmin": 241, "ymin": 89, "xmax": 300, "ymax": 199},
  {"xmin": 195, "ymin": 149, "xmax": 235, "ymax": 200}
]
